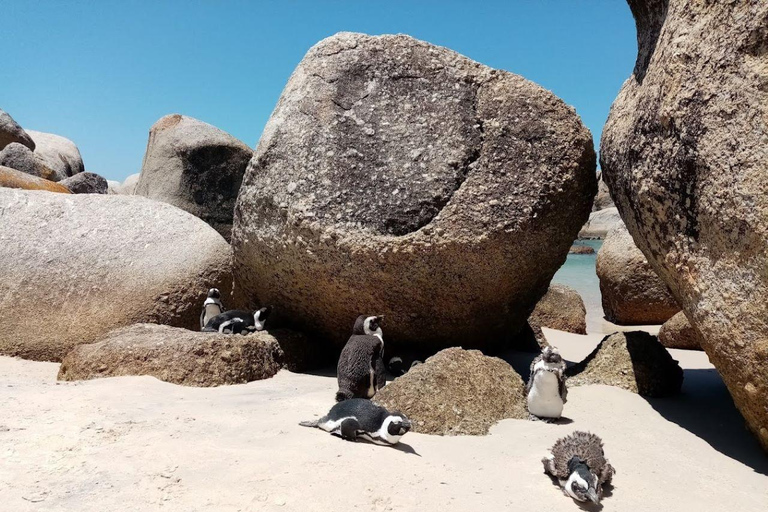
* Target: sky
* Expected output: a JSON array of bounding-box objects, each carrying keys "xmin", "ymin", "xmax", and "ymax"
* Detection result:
[{"xmin": 2, "ymin": 1, "xmax": 637, "ymax": 182}]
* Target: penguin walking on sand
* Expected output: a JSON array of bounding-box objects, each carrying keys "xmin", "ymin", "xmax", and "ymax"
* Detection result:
[
  {"xmin": 543, "ymin": 431, "xmax": 615, "ymax": 505},
  {"xmin": 300, "ymin": 398, "xmax": 411, "ymax": 445},
  {"xmin": 200, "ymin": 288, "xmax": 224, "ymax": 330},
  {"xmin": 526, "ymin": 345, "xmax": 567, "ymax": 422},
  {"xmin": 203, "ymin": 306, "xmax": 272, "ymax": 334},
  {"xmin": 336, "ymin": 315, "xmax": 386, "ymax": 402}
]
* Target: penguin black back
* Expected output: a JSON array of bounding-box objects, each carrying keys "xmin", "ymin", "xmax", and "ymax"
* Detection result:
[{"xmin": 337, "ymin": 315, "xmax": 386, "ymax": 402}]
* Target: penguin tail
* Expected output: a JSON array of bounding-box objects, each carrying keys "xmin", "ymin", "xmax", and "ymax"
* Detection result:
[
  {"xmin": 299, "ymin": 420, "xmax": 319, "ymax": 428},
  {"xmin": 335, "ymin": 390, "xmax": 352, "ymax": 402}
]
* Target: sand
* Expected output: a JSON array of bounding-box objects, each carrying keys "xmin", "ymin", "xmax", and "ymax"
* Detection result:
[{"xmin": 1, "ymin": 328, "xmax": 766, "ymax": 512}]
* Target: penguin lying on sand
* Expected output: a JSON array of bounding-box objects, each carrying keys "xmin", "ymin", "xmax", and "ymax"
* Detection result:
[
  {"xmin": 300, "ymin": 398, "xmax": 411, "ymax": 445},
  {"xmin": 336, "ymin": 315, "xmax": 386, "ymax": 402},
  {"xmin": 203, "ymin": 306, "xmax": 272, "ymax": 334},
  {"xmin": 526, "ymin": 346, "xmax": 567, "ymax": 422},
  {"xmin": 543, "ymin": 431, "xmax": 615, "ymax": 505},
  {"xmin": 200, "ymin": 288, "xmax": 223, "ymax": 330}
]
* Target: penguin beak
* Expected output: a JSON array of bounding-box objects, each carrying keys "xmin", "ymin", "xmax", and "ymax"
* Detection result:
[{"xmin": 586, "ymin": 488, "xmax": 600, "ymax": 505}]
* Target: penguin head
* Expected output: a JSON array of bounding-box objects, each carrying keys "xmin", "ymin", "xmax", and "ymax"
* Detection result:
[
  {"xmin": 255, "ymin": 305, "xmax": 272, "ymax": 321},
  {"xmin": 385, "ymin": 413, "xmax": 411, "ymax": 437},
  {"xmin": 541, "ymin": 345, "xmax": 563, "ymax": 364},
  {"xmin": 353, "ymin": 315, "xmax": 384, "ymax": 337},
  {"xmin": 565, "ymin": 456, "xmax": 600, "ymax": 504},
  {"xmin": 207, "ymin": 288, "xmax": 221, "ymax": 299}
]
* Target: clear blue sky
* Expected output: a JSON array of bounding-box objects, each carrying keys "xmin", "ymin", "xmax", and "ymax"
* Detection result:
[{"xmin": 2, "ymin": 1, "xmax": 636, "ymax": 182}]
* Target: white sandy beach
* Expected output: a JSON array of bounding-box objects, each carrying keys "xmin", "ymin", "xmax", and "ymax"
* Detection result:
[{"xmin": 1, "ymin": 328, "xmax": 766, "ymax": 512}]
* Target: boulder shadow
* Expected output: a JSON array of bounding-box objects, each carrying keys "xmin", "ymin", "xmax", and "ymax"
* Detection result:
[{"xmin": 643, "ymin": 368, "xmax": 768, "ymax": 475}]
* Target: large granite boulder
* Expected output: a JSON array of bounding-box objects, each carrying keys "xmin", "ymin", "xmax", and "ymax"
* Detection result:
[
  {"xmin": 658, "ymin": 311, "xmax": 701, "ymax": 351},
  {"xmin": 61, "ymin": 172, "xmax": 109, "ymax": 194},
  {"xmin": 578, "ymin": 207, "xmax": 623, "ymax": 239},
  {"xmin": 0, "ymin": 109, "xmax": 35, "ymax": 151},
  {"xmin": 600, "ymin": 0, "xmax": 768, "ymax": 448},
  {"xmin": 135, "ymin": 115, "xmax": 252, "ymax": 240},
  {"xmin": 529, "ymin": 284, "xmax": 587, "ymax": 335},
  {"xmin": 566, "ymin": 331, "xmax": 684, "ymax": 397},
  {"xmin": 232, "ymin": 32, "xmax": 596, "ymax": 351},
  {"xmin": 374, "ymin": 348, "xmax": 527, "ymax": 435},
  {"xmin": 58, "ymin": 324, "xmax": 284, "ymax": 387},
  {"xmin": 597, "ymin": 224, "xmax": 680, "ymax": 325},
  {"xmin": 26, "ymin": 129, "xmax": 84, "ymax": 180},
  {"xmin": 112, "ymin": 173, "xmax": 140, "ymax": 195},
  {"xmin": 0, "ymin": 142, "xmax": 58, "ymax": 181},
  {"xmin": 0, "ymin": 165, "xmax": 70, "ymax": 193},
  {"xmin": 0, "ymin": 189, "xmax": 233, "ymax": 361}
]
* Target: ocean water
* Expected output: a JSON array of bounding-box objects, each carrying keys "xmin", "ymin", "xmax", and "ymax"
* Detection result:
[{"xmin": 551, "ymin": 240, "xmax": 605, "ymax": 334}]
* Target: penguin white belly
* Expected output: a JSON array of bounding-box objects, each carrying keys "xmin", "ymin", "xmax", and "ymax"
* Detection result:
[
  {"xmin": 528, "ymin": 371, "xmax": 563, "ymax": 418},
  {"xmin": 367, "ymin": 368, "xmax": 376, "ymax": 398}
]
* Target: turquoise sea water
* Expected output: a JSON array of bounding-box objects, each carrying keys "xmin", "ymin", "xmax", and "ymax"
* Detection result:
[{"xmin": 552, "ymin": 240, "xmax": 605, "ymax": 333}]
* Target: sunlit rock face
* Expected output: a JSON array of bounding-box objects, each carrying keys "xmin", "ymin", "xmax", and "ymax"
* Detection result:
[
  {"xmin": 232, "ymin": 32, "xmax": 596, "ymax": 351},
  {"xmin": 601, "ymin": 0, "xmax": 768, "ymax": 449}
]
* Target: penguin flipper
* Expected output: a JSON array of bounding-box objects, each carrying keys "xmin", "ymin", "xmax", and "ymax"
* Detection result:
[
  {"xmin": 542, "ymin": 455, "xmax": 557, "ymax": 476},
  {"xmin": 559, "ymin": 375, "xmax": 568, "ymax": 404},
  {"xmin": 338, "ymin": 418, "xmax": 361, "ymax": 441},
  {"xmin": 600, "ymin": 461, "xmax": 615, "ymax": 484},
  {"xmin": 527, "ymin": 354, "xmax": 543, "ymax": 393},
  {"xmin": 200, "ymin": 309, "xmax": 206, "ymax": 330}
]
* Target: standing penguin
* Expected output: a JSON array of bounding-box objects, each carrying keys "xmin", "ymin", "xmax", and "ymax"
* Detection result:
[
  {"xmin": 336, "ymin": 315, "xmax": 386, "ymax": 402},
  {"xmin": 300, "ymin": 398, "xmax": 411, "ymax": 445},
  {"xmin": 203, "ymin": 306, "xmax": 272, "ymax": 334},
  {"xmin": 526, "ymin": 345, "xmax": 567, "ymax": 422},
  {"xmin": 199, "ymin": 288, "xmax": 224, "ymax": 330},
  {"xmin": 542, "ymin": 431, "xmax": 615, "ymax": 505}
]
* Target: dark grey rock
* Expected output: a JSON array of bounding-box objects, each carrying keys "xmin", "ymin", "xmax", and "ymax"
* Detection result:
[
  {"xmin": 61, "ymin": 172, "xmax": 109, "ymax": 194},
  {"xmin": 0, "ymin": 109, "xmax": 35, "ymax": 151},
  {"xmin": 0, "ymin": 142, "xmax": 57, "ymax": 181},
  {"xmin": 134, "ymin": 114, "xmax": 252, "ymax": 241}
]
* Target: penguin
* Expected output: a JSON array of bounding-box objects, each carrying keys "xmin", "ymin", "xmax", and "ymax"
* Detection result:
[
  {"xmin": 203, "ymin": 306, "xmax": 272, "ymax": 334},
  {"xmin": 542, "ymin": 431, "xmax": 615, "ymax": 505},
  {"xmin": 387, "ymin": 353, "xmax": 423, "ymax": 376},
  {"xmin": 526, "ymin": 345, "xmax": 567, "ymax": 422},
  {"xmin": 299, "ymin": 398, "xmax": 411, "ymax": 446},
  {"xmin": 336, "ymin": 315, "xmax": 386, "ymax": 402},
  {"xmin": 199, "ymin": 288, "xmax": 223, "ymax": 330}
]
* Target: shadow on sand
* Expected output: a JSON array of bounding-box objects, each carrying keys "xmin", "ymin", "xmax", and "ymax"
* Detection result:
[{"xmin": 644, "ymin": 367, "xmax": 768, "ymax": 475}]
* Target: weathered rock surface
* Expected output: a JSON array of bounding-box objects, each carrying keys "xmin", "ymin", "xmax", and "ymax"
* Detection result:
[
  {"xmin": 600, "ymin": 0, "xmax": 768, "ymax": 449},
  {"xmin": 567, "ymin": 331, "xmax": 683, "ymax": 397},
  {"xmin": 569, "ymin": 244, "xmax": 595, "ymax": 255},
  {"xmin": 578, "ymin": 207, "xmax": 623, "ymax": 239},
  {"xmin": 374, "ymin": 348, "xmax": 527, "ymax": 435},
  {"xmin": 233, "ymin": 32, "xmax": 596, "ymax": 351},
  {"xmin": 61, "ymin": 172, "xmax": 109, "ymax": 194},
  {"xmin": 112, "ymin": 173, "xmax": 140, "ymax": 195},
  {"xmin": 0, "ymin": 142, "xmax": 57, "ymax": 181},
  {"xmin": 593, "ymin": 172, "xmax": 615, "ymax": 211},
  {"xmin": 597, "ymin": 224, "xmax": 680, "ymax": 325},
  {"xmin": 135, "ymin": 115, "xmax": 252, "ymax": 240},
  {"xmin": 107, "ymin": 180, "xmax": 121, "ymax": 194},
  {"xmin": 26, "ymin": 129, "xmax": 84, "ymax": 180},
  {"xmin": 58, "ymin": 324, "xmax": 282, "ymax": 386},
  {"xmin": 0, "ymin": 109, "xmax": 35, "ymax": 151},
  {"xmin": 658, "ymin": 312, "xmax": 701, "ymax": 351},
  {"xmin": 529, "ymin": 284, "xmax": 587, "ymax": 335},
  {"xmin": 0, "ymin": 165, "xmax": 70, "ymax": 193},
  {"xmin": 0, "ymin": 189, "xmax": 233, "ymax": 361}
]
